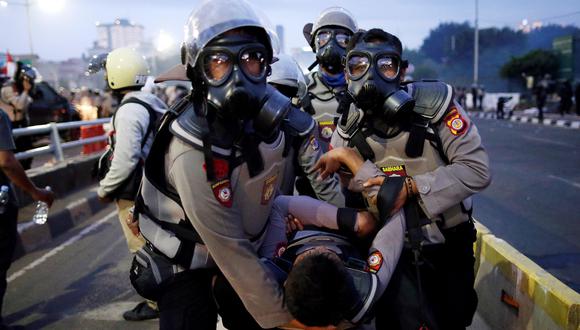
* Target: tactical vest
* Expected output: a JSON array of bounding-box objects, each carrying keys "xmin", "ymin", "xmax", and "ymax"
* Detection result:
[
  {"xmin": 334, "ymin": 82, "xmax": 472, "ymax": 242},
  {"xmin": 137, "ymin": 99, "xmax": 311, "ymax": 270},
  {"xmin": 303, "ymin": 71, "xmax": 347, "ymax": 150}
]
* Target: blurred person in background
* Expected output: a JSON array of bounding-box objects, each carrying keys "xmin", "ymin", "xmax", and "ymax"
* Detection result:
[
  {"xmin": 89, "ymin": 47, "xmax": 167, "ymax": 321},
  {"xmin": 558, "ymin": 80, "xmax": 573, "ymax": 116},
  {"xmin": 0, "ymin": 62, "xmax": 37, "ymax": 169},
  {"xmin": 0, "ymin": 108, "xmax": 54, "ymax": 330},
  {"xmin": 575, "ymin": 82, "xmax": 580, "ymax": 116}
]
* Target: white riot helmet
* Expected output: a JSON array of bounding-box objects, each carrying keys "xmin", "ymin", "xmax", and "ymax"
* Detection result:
[
  {"xmin": 268, "ymin": 54, "xmax": 307, "ymax": 100},
  {"xmin": 181, "ymin": 0, "xmax": 277, "ymax": 70}
]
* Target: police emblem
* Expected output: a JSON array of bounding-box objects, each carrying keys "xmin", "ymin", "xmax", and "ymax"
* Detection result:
[
  {"xmin": 261, "ymin": 174, "xmax": 278, "ymax": 205},
  {"xmin": 309, "ymin": 135, "xmax": 319, "ymax": 151},
  {"xmin": 318, "ymin": 120, "xmax": 336, "ymax": 142},
  {"xmin": 367, "ymin": 251, "xmax": 383, "ymax": 273},
  {"xmin": 444, "ymin": 108, "xmax": 469, "ymax": 136},
  {"xmin": 211, "ymin": 179, "xmax": 233, "ymax": 208}
]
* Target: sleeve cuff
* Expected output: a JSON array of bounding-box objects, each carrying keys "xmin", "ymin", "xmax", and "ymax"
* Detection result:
[{"xmin": 348, "ymin": 160, "xmax": 384, "ymax": 193}]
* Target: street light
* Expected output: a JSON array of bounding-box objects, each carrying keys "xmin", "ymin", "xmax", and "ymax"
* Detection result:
[
  {"xmin": 473, "ymin": 0, "xmax": 479, "ymax": 86},
  {"xmin": 0, "ymin": 0, "xmax": 66, "ymax": 57}
]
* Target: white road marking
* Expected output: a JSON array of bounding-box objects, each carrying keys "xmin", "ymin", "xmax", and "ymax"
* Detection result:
[
  {"xmin": 8, "ymin": 211, "xmax": 116, "ymax": 283},
  {"xmin": 548, "ymin": 175, "xmax": 580, "ymax": 190},
  {"xmin": 523, "ymin": 135, "xmax": 575, "ymax": 148}
]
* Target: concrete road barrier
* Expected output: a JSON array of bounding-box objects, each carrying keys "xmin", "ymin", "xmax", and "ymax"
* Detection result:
[{"xmin": 474, "ymin": 222, "xmax": 580, "ymax": 330}]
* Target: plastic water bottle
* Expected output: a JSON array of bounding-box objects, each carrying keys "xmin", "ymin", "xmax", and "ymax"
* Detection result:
[
  {"xmin": 0, "ymin": 185, "xmax": 9, "ymax": 214},
  {"xmin": 33, "ymin": 186, "xmax": 51, "ymax": 225}
]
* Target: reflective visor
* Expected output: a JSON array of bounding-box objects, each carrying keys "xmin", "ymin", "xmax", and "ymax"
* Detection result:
[
  {"xmin": 347, "ymin": 53, "xmax": 400, "ymax": 81},
  {"xmin": 202, "ymin": 46, "xmax": 267, "ymax": 85},
  {"xmin": 316, "ymin": 30, "xmax": 350, "ymax": 49}
]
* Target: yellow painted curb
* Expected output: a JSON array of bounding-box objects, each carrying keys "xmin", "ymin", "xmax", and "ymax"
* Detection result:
[{"xmin": 475, "ymin": 223, "xmax": 580, "ymax": 329}]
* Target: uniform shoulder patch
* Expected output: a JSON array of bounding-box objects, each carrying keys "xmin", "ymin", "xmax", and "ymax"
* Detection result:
[
  {"xmin": 261, "ymin": 174, "xmax": 278, "ymax": 205},
  {"xmin": 211, "ymin": 179, "xmax": 233, "ymax": 208},
  {"xmin": 367, "ymin": 251, "xmax": 383, "ymax": 273},
  {"xmin": 444, "ymin": 107, "xmax": 469, "ymax": 136},
  {"xmin": 318, "ymin": 120, "xmax": 336, "ymax": 142},
  {"xmin": 308, "ymin": 135, "xmax": 320, "ymax": 151}
]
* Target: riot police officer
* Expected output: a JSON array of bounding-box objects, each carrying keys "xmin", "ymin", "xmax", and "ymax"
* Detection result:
[
  {"xmin": 129, "ymin": 1, "xmax": 310, "ymax": 328},
  {"xmin": 325, "ymin": 28, "xmax": 491, "ymax": 330},
  {"xmin": 268, "ymin": 54, "xmax": 344, "ymax": 206},
  {"xmin": 302, "ymin": 7, "xmax": 358, "ymax": 149}
]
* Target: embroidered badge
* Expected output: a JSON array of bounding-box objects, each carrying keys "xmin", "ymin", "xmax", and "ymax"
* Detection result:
[
  {"xmin": 261, "ymin": 174, "xmax": 278, "ymax": 205},
  {"xmin": 275, "ymin": 243, "xmax": 287, "ymax": 258},
  {"xmin": 211, "ymin": 179, "xmax": 233, "ymax": 208},
  {"xmin": 309, "ymin": 135, "xmax": 319, "ymax": 151},
  {"xmin": 444, "ymin": 108, "xmax": 469, "ymax": 136},
  {"xmin": 203, "ymin": 158, "xmax": 230, "ymax": 180},
  {"xmin": 318, "ymin": 120, "xmax": 336, "ymax": 142},
  {"xmin": 367, "ymin": 251, "xmax": 383, "ymax": 273},
  {"xmin": 380, "ymin": 165, "xmax": 407, "ymax": 177}
]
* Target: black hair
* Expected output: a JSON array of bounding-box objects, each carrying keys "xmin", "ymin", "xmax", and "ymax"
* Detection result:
[
  {"xmin": 346, "ymin": 28, "xmax": 403, "ymax": 56},
  {"xmin": 284, "ymin": 251, "xmax": 358, "ymax": 326}
]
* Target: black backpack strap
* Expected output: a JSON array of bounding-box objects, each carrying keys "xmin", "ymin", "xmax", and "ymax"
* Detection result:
[{"xmin": 120, "ymin": 97, "xmax": 159, "ymax": 149}]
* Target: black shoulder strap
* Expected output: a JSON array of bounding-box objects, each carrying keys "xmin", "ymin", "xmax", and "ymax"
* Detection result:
[{"xmin": 349, "ymin": 130, "xmax": 375, "ymax": 162}]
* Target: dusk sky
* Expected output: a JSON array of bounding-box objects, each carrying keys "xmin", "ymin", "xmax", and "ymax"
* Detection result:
[{"xmin": 0, "ymin": 0, "xmax": 579, "ymax": 61}]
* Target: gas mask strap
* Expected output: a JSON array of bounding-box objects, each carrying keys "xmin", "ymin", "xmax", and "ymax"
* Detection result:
[
  {"xmin": 405, "ymin": 116, "xmax": 429, "ymax": 158},
  {"xmin": 348, "ymin": 130, "xmax": 375, "ymax": 162},
  {"xmin": 242, "ymin": 133, "xmax": 265, "ymax": 178}
]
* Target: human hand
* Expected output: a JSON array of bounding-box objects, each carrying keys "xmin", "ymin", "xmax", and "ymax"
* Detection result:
[
  {"xmin": 356, "ymin": 211, "xmax": 377, "ymax": 238},
  {"xmin": 314, "ymin": 147, "xmax": 350, "ymax": 180},
  {"xmin": 126, "ymin": 207, "xmax": 140, "ymax": 237},
  {"xmin": 98, "ymin": 195, "xmax": 113, "ymax": 204},
  {"xmin": 285, "ymin": 214, "xmax": 304, "ymax": 235},
  {"xmin": 33, "ymin": 188, "xmax": 55, "ymax": 207}
]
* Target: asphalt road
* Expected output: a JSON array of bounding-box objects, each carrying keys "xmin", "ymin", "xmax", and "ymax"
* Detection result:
[{"xmin": 471, "ymin": 117, "xmax": 580, "ymax": 292}]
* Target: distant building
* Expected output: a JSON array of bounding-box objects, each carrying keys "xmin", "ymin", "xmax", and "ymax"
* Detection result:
[
  {"xmin": 276, "ymin": 25, "xmax": 285, "ymax": 54},
  {"xmin": 553, "ymin": 34, "xmax": 580, "ymax": 82},
  {"xmin": 96, "ymin": 18, "xmax": 144, "ymax": 50}
]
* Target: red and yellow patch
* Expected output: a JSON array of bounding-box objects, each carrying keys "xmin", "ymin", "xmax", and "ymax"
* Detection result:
[
  {"xmin": 318, "ymin": 120, "xmax": 336, "ymax": 142},
  {"xmin": 261, "ymin": 174, "xmax": 278, "ymax": 205},
  {"xmin": 367, "ymin": 251, "xmax": 383, "ymax": 273},
  {"xmin": 380, "ymin": 165, "xmax": 407, "ymax": 177},
  {"xmin": 211, "ymin": 179, "xmax": 233, "ymax": 208},
  {"xmin": 444, "ymin": 108, "xmax": 469, "ymax": 136}
]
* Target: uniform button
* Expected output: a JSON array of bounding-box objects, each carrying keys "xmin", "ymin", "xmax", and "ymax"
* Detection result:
[{"xmin": 420, "ymin": 185, "xmax": 430, "ymax": 194}]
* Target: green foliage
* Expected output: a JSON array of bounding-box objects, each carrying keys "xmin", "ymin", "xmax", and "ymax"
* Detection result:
[{"xmin": 500, "ymin": 49, "xmax": 559, "ymax": 79}]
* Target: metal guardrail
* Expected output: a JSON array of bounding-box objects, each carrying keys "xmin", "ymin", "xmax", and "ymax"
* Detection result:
[{"xmin": 13, "ymin": 118, "xmax": 111, "ymax": 162}]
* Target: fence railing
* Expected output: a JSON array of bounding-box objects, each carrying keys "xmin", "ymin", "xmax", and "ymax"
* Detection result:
[{"xmin": 13, "ymin": 118, "xmax": 111, "ymax": 162}]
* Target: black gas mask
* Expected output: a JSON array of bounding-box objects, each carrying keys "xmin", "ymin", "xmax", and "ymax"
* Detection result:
[
  {"xmin": 315, "ymin": 28, "xmax": 351, "ymax": 74},
  {"xmin": 199, "ymin": 34, "xmax": 270, "ymax": 121},
  {"xmin": 346, "ymin": 42, "xmax": 414, "ymax": 123}
]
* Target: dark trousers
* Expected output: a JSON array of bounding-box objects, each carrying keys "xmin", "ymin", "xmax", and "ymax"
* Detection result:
[
  {"xmin": 213, "ymin": 273, "xmax": 267, "ymax": 330},
  {"xmin": 375, "ymin": 221, "xmax": 478, "ymax": 330},
  {"xmin": 0, "ymin": 205, "xmax": 18, "ymax": 325},
  {"xmin": 157, "ymin": 269, "xmax": 217, "ymax": 330}
]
